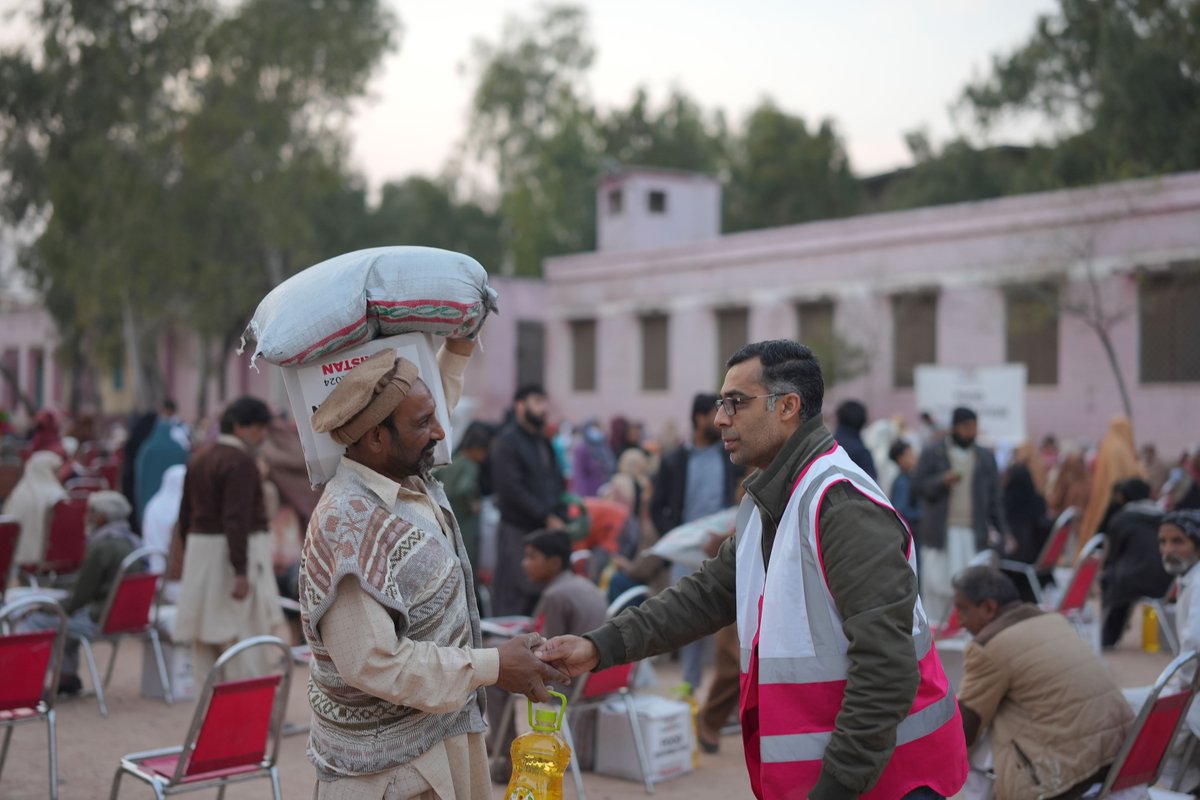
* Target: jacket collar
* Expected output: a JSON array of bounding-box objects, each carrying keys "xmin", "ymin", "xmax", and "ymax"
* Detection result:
[
  {"xmin": 745, "ymin": 416, "xmax": 835, "ymax": 532},
  {"xmin": 973, "ymin": 602, "xmax": 1043, "ymax": 647}
]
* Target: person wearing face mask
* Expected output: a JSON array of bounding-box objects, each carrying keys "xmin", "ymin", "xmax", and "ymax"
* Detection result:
[
  {"xmin": 489, "ymin": 384, "xmax": 567, "ymax": 616},
  {"xmin": 173, "ymin": 395, "xmax": 282, "ymax": 683},
  {"xmin": 914, "ymin": 407, "xmax": 1008, "ymax": 622},
  {"xmin": 15, "ymin": 490, "xmax": 141, "ymax": 696},
  {"xmin": 570, "ymin": 418, "xmax": 615, "ymax": 498}
]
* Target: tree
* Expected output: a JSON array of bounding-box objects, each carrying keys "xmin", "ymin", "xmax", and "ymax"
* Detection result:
[
  {"xmin": 0, "ymin": 0, "xmax": 397, "ymax": 413},
  {"xmin": 598, "ymin": 88, "xmax": 727, "ymax": 174},
  {"xmin": 364, "ymin": 176, "xmax": 503, "ymax": 271},
  {"xmin": 464, "ymin": 4, "xmax": 598, "ymax": 276},
  {"xmin": 961, "ymin": 0, "xmax": 1200, "ymax": 183},
  {"xmin": 723, "ymin": 102, "xmax": 861, "ymax": 233}
]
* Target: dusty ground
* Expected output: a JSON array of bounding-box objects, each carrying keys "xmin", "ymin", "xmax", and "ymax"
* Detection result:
[{"xmin": 0, "ymin": 618, "xmax": 1176, "ymax": 800}]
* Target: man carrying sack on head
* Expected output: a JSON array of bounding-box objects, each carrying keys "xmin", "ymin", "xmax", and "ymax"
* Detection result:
[{"xmin": 300, "ymin": 335, "xmax": 567, "ymax": 800}]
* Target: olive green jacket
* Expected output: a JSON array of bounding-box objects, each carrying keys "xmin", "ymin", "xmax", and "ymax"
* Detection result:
[{"xmin": 584, "ymin": 416, "xmax": 921, "ymax": 799}]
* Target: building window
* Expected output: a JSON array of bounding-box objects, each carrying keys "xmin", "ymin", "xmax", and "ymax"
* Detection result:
[
  {"xmin": 516, "ymin": 320, "xmax": 545, "ymax": 390},
  {"xmin": 608, "ymin": 189, "xmax": 623, "ymax": 215},
  {"xmin": 648, "ymin": 190, "xmax": 667, "ymax": 214},
  {"xmin": 1005, "ymin": 283, "xmax": 1059, "ymax": 386},
  {"xmin": 641, "ymin": 312, "xmax": 669, "ymax": 391},
  {"xmin": 715, "ymin": 307, "xmax": 748, "ymax": 378},
  {"xmin": 568, "ymin": 319, "xmax": 595, "ymax": 392},
  {"xmin": 1140, "ymin": 266, "xmax": 1200, "ymax": 383},
  {"xmin": 796, "ymin": 299, "xmax": 835, "ymax": 348},
  {"xmin": 892, "ymin": 291, "xmax": 938, "ymax": 388}
]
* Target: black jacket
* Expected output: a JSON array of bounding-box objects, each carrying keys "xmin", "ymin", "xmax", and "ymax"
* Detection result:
[
  {"xmin": 914, "ymin": 438, "xmax": 1007, "ymax": 551},
  {"xmin": 649, "ymin": 442, "xmax": 744, "ymax": 536},
  {"xmin": 489, "ymin": 423, "xmax": 565, "ymax": 531}
]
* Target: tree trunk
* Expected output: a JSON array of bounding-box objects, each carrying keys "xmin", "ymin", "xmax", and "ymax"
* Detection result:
[
  {"xmin": 195, "ymin": 335, "xmax": 212, "ymax": 422},
  {"xmin": 121, "ymin": 292, "xmax": 165, "ymax": 411},
  {"xmin": 0, "ymin": 361, "xmax": 37, "ymax": 417},
  {"xmin": 1093, "ymin": 323, "xmax": 1135, "ymax": 420}
]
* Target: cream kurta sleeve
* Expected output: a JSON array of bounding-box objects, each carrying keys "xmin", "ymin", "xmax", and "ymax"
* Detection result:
[
  {"xmin": 318, "ymin": 576, "xmax": 500, "ymax": 714},
  {"xmin": 436, "ymin": 346, "xmax": 470, "ymax": 414}
]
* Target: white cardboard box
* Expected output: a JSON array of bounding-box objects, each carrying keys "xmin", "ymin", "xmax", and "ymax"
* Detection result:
[
  {"xmin": 140, "ymin": 606, "xmax": 194, "ymax": 701},
  {"xmin": 279, "ymin": 332, "xmax": 452, "ymax": 486},
  {"xmin": 593, "ymin": 695, "xmax": 695, "ymax": 784}
]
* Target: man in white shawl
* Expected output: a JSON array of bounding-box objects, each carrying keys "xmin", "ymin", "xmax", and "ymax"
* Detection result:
[
  {"xmin": 142, "ymin": 463, "xmax": 186, "ymax": 601},
  {"xmin": 3, "ymin": 449, "xmax": 68, "ymax": 569}
]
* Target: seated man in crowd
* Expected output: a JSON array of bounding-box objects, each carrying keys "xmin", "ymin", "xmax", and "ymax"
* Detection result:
[
  {"xmin": 18, "ymin": 491, "xmax": 141, "ymax": 694},
  {"xmin": 952, "ymin": 566, "xmax": 1133, "ymax": 800},
  {"xmin": 489, "ymin": 530, "xmax": 608, "ymax": 781},
  {"xmin": 1158, "ymin": 509, "xmax": 1200, "ymax": 738},
  {"xmin": 1100, "ymin": 478, "xmax": 1170, "ymax": 648}
]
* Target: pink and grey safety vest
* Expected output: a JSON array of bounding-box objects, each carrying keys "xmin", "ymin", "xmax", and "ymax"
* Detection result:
[{"xmin": 735, "ymin": 444, "xmax": 968, "ymax": 799}]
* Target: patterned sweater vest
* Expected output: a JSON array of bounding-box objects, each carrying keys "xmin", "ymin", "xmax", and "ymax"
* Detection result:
[{"xmin": 299, "ymin": 464, "xmax": 486, "ymax": 779}]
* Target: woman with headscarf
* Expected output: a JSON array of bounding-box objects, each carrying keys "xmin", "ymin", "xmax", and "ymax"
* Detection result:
[
  {"xmin": 1047, "ymin": 447, "xmax": 1091, "ymax": 519},
  {"xmin": 3, "ymin": 449, "xmax": 68, "ymax": 566},
  {"xmin": 1079, "ymin": 416, "xmax": 1146, "ymax": 550},
  {"xmin": 142, "ymin": 463, "xmax": 186, "ymax": 579}
]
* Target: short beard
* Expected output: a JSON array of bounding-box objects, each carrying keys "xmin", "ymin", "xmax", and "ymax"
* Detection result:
[{"xmin": 1163, "ymin": 554, "xmax": 1197, "ymax": 576}]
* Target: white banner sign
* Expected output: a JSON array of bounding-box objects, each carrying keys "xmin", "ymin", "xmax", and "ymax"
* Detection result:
[{"xmin": 914, "ymin": 364, "xmax": 1027, "ymax": 446}]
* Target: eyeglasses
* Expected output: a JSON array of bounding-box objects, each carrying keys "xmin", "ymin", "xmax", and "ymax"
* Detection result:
[{"xmin": 714, "ymin": 394, "xmax": 783, "ymax": 417}]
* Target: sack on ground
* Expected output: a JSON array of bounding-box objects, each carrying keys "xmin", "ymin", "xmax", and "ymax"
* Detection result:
[{"xmin": 244, "ymin": 246, "xmax": 499, "ymax": 367}]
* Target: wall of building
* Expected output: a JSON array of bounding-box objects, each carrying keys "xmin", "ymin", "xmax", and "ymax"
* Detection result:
[{"xmin": 597, "ymin": 169, "xmax": 721, "ymax": 253}]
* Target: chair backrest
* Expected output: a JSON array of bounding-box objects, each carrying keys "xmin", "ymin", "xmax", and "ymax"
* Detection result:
[
  {"xmin": 0, "ymin": 595, "xmax": 67, "ymax": 712},
  {"xmin": 37, "ymin": 497, "xmax": 88, "ymax": 572},
  {"xmin": 97, "ymin": 461, "xmax": 120, "ymax": 494},
  {"xmin": 98, "ymin": 547, "xmax": 165, "ymax": 635},
  {"xmin": 1056, "ymin": 533, "xmax": 1105, "ymax": 614},
  {"xmin": 606, "ymin": 585, "xmax": 649, "ymax": 618},
  {"xmin": 580, "ymin": 662, "xmax": 637, "ymax": 701},
  {"xmin": 170, "ymin": 635, "xmax": 293, "ymax": 783},
  {"xmin": 1036, "ymin": 506, "xmax": 1078, "ymax": 572},
  {"xmin": 0, "ymin": 516, "xmax": 20, "ymax": 592},
  {"xmin": 0, "ymin": 630, "xmax": 57, "ymax": 712},
  {"xmin": 934, "ymin": 607, "xmax": 962, "ymax": 640},
  {"xmin": 184, "ymin": 674, "xmax": 282, "ymax": 776},
  {"xmin": 1100, "ymin": 649, "xmax": 1200, "ymax": 794}
]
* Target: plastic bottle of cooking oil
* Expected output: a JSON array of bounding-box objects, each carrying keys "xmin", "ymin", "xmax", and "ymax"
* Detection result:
[
  {"xmin": 1143, "ymin": 604, "xmax": 1161, "ymax": 653},
  {"xmin": 505, "ymin": 690, "xmax": 571, "ymax": 800}
]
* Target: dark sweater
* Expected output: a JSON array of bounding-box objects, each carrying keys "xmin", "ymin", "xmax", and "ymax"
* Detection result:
[{"xmin": 585, "ymin": 416, "xmax": 921, "ymax": 800}]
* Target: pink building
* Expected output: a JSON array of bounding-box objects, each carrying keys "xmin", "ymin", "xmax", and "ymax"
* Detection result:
[{"xmin": 3, "ymin": 168, "xmax": 1199, "ymax": 455}]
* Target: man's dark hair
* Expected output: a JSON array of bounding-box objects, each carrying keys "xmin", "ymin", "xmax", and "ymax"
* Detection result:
[
  {"xmin": 888, "ymin": 440, "xmax": 911, "ymax": 464},
  {"xmin": 952, "ymin": 566, "xmax": 1020, "ymax": 608},
  {"xmin": 835, "ymin": 400, "xmax": 868, "ymax": 432},
  {"xmin": 513, "ymin": 384, "xmax": 546, "ymax": 404},
  {"xmin": 161, "ymin": 398, "xmax": 177, "ymax": 415},
  {"xmin": 951, "ymin": 407, "xmax": 977, "ymax": 426},
  {"xmin": 691, "ymin": 393, "xmax": 718, "ymax": 425},
  {"xmin": 726, "ymin": 340, "xmax": 823, "ymax": 422},
  {"xmin": 1113, "ymin": 477, "xmax": 1151, "ymax": 506},
  {"xmin": 524, "ymin": 529, "xmax": 572, "ymax": 569},
  {"xmin": 458, "ymin": 422, "xmax": 493, "ymax": 453},
  {"xmin": 219, "ymin": 396, "xmax": 272, "ymax": 434}
]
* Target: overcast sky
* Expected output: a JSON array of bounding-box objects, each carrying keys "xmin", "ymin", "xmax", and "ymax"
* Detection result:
[{"xmin": 349, "ymin": 0, "xmax": 1059, "ymax": 191}]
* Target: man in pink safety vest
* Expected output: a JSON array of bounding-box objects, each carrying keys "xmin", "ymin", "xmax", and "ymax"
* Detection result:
[{"xmin": 539, "ymin": 339, "xmax": 968, "ymax": 799}]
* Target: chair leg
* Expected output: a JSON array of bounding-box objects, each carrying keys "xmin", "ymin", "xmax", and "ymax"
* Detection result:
[
  {"xmin": 216, "ymin": 782, "xmax": 226, "ymax": 800},
  {"xmin": 103, "ymin": 639, "xmax": 121, "ymax": 689},
  {"xmin": 560, "ymin": 711, "xmax": 587, "ymax": 800},
  {"xmin": 47, "ymin": 708, "xmax": 58, "ymax": 800},
  {"xmin": 623, "ymin": 691, "xmax": 655, "ymax": 795},
  {"xmin": 1021, "ymin": 566, "xmax": 1043, "ymax": 606},
  {"xmin": 148, "ymin": 629, "xmax": 174, "ymax": 705},
  {"xmin": 80, "ymin": 637, "xmax": 108, "ymax": 716},
  {"xmin": 270, "ymin": 765, "xmax": 283, "ymax": 800},
  {"xmin": 0, "ymin": 724, "xmax": 13, "ymax": 780},
  {"xmin": 108, "ymin": 766, "xmax": 124, "ymax": 800}
]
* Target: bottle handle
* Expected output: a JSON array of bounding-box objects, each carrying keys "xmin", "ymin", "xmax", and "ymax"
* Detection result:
[{"xmin": 528, "ymin": 689, "xmax": 568, "ymax": 730}]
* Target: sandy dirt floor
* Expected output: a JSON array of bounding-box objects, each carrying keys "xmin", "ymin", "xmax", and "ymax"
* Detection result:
[{"xmin": 0, "ymin": 617, "xmax": 1177, "ymax": 799}]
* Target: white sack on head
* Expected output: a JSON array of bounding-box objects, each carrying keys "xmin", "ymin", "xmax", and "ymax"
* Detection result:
[{"xmin": 242, "ymin": 246, "xmax": 499, "ymax": 368}]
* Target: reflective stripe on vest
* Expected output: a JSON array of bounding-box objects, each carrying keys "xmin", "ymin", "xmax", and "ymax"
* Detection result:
[{"xmin": 735, "ymin": 443, "xmax": 967, "ymax": 799}]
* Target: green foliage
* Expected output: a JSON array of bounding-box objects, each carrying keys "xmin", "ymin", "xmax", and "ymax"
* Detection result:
[
  {"xmin": 363, "ymin": 177, "xmax": 504, "ymax": 271},
  {"xmin": 960, "ymin": 0, "xmax": 1200, "ymax": 183},
  {"xmin": 723, "ymin": 102, "xmax": 860, "ymax": 232}
]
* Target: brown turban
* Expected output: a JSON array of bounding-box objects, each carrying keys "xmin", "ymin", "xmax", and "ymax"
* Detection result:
[{"xmin": 311, "ymin": 349, "xmax": 420, "ymax": 446}]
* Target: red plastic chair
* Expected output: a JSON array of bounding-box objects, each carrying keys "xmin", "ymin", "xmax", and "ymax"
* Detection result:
[
  {"xmin": 109, "ymin": 635, "xmax": 292, "ymax": 799},
  {"xmin": 0, "ymin": 517, "xmax": 20, "ymax": 602},
  {"xmin": 1053, "ymin": 533, "xmax": 1105, "ymax": 617},
  {"xmin": 21, "ymin": 497, "xmax": 88, "ymax": 584},
  {"xmin": 96, "ymin": 460, "xmax": 121, "ymax": 497},
  {"xmin": 0, "ymin": 595, "xmax": 67, "ymax": 800},
  {"xmin": 579, "ymin": 498, "xmax": 629, "ymax": 554},
  {"xmin": 999, "ymin": 506, "xmax": 1078, "ymax": 605},
  {"xmin": 1091, "ymin": 649, "xmax": 1200, "ymax": 797},
  {"xmin": 77, "ymin": 546, "xmax": 172, "ymax": 716}
]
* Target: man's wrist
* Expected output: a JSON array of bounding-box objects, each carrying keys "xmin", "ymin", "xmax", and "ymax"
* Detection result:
[
  {"xmin": 810, "ymin": 767, "xmax": 858, "ymax": 800},
  {"xmin": 583, "ymin": 625, "xmax": 623, "ymax": 672}
]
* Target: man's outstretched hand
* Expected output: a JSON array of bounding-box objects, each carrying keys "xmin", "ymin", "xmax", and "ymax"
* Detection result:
[
  {"xmin": 535, "ymin": 635, "xmax": 600, "ymax": 678},
  {"xmin": 496, "ymin": 633, "xmax": 570, "ymax": 703}
]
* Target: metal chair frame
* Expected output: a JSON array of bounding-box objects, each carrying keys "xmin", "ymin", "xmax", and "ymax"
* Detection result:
[
  {"xmin": 998, "ymin": 506, "xmax": 1079, "ymax": 605},
  {"xmin": 77, "ymin": 546, "xmax": 172, "ymax": 716},
  {"xmin": 0, "ymin": 516, "xmax": 20, "ymax": 599},
  {"xmin": 1053, "ymin": 533, "xmax": 1106, "ymax": 616},
  {"xmin": 0, "ymin": 595, "xmax": 68, "ymax": 800},
  {"xmin": 109, "ymin": 635, "xmax": 292, "ymax": 800}
]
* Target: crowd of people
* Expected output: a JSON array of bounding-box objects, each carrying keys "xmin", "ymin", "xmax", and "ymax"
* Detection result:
[{"xmin": 2, "ymin": 336, "xmax": 1200, "ymax": 798}]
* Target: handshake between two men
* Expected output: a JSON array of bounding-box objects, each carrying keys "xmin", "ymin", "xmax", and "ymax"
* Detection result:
[{"xmin": 494, "ymin": 634, "xmax": 601, "ymax": 703}]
